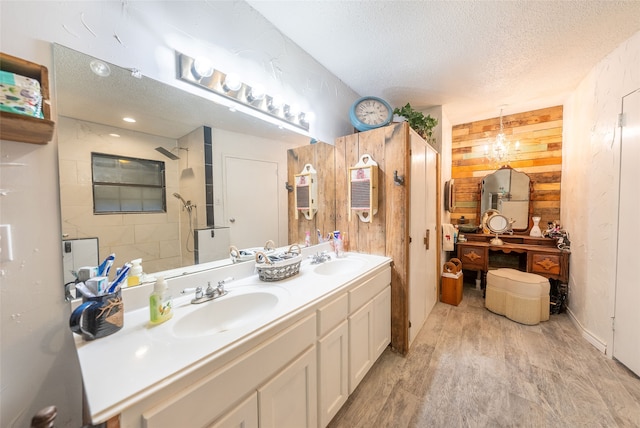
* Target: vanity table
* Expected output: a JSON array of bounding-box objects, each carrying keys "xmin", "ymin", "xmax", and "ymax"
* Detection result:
[{"xmin": 456, "ymin": 233, "xmax": 570, "ymax": 287}]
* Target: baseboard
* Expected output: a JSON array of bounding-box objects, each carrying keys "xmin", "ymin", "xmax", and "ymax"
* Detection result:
[{"xmin": 566, "ymin": 307, "xmax": 608, "ymax": 355}]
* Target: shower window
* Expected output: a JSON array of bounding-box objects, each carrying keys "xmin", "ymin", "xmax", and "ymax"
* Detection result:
[{"xmin": 91, "ymin": 153, "xmax": 166, "ymax": 213}]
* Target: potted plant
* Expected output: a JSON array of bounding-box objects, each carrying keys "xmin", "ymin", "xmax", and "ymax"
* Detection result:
[{"xmin": 393, "ymin": 103, "xmax": 438, "ymax": 143}]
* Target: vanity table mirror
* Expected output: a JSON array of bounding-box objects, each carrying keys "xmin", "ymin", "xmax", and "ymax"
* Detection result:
[
  {"xmin": 479, "ymin": 167, "xmax": 532, "ymax": 232},
  {"xmin": 53, "ymin": 44, "xmax": 312, "ymax": 295}
]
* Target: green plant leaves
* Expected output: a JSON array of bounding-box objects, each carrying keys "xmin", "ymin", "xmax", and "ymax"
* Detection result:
[{"xmin": 393, "ymin": 103, "xmax": 438, "ymax": 140}]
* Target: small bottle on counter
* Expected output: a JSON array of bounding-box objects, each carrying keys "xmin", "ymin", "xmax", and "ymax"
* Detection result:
[
  {"xmin": 127, "ymin": 258, "xmax": 143, "ymax": 287},
  {"xmin": 305, "ymin": 231, "xmax": 311, "ymax": 247},
  {"xmin": 149, "ymin": 276, "xmax": 173, "ymax": 325},
  {"xmin": 333, "ymin": 231, "xmax": 344, "ymax": 258}
]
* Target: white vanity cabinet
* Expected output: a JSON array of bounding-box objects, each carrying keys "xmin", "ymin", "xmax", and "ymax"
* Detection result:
[
  {"xmin": 317, "ymin": 267, "xmax": 392, "ymax": 426},
  {"xmin": 258, "ymin": 346, "xmax": 317, "ymax": 428},
  {"xmin": 84, "ymin": 254, "xmax": 392, "ymax": 428},
  {"xmin": 207, "ymin": 393, "xmax": 257, "ymax": 428},
  {"xmin": 316, "ymin": 294, "xmax": 349, "ymax": 427},
  {"xmin": 139, "ymin": 314, "xmax": 316, "ymax": 428},
  {"xmin": 348, "ymin": 273, "xmax": 391, "ymax": 394}
]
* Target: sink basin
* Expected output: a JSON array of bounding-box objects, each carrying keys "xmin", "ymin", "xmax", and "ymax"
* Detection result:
[
  {"xmin": 313, "ymin": 258, "xmax": 366, "ymax": 276},
  {"xmin": 172, "ymin": 291, "xmax": 279, "ymax": 338}
]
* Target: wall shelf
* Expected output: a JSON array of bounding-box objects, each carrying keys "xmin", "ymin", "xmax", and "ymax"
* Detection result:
[{"xmin": 0, "ymin": 52, "xmax": 55, "ymax": 144}]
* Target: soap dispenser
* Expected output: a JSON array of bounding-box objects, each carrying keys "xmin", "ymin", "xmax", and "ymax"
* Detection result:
[
  {"xmin": 127, "ymin": 258, "xmax": 143, "ymax": 287},
  {"xmin": 150, "ymin": 276, "xmax": 173, "ymax": 325}
]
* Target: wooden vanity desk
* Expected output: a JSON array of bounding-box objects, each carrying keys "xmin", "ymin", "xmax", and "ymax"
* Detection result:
[{"xmin": 456, "ymin": 233, "xmax": 570, "ymax": 287}]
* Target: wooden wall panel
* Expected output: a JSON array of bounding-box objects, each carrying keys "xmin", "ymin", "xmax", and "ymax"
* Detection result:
[
  {"xmin": 335, "ymin": 122, "xmax": 411, "ymax": 354},
  {"xmin": 287, "ymin": 142, "xmax": 336, "ymax": 245},
  {"xmin": 451, "ymin": 106, "xmax": 563, "ymax": 228}
]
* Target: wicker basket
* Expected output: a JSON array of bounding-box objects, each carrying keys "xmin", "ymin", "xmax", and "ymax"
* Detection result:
[
  {"xmin": 230, "ymin": 240, "xmax": 276, "ymax": 263},
  {"xmin": 255, "ymin": 244, "xmax": 302, "ymax": 282}
]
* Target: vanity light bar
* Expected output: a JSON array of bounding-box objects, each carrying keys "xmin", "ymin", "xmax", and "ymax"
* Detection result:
[{"xmin": 177, "ymin": 53, "xmax": 310, "ymax": 132}]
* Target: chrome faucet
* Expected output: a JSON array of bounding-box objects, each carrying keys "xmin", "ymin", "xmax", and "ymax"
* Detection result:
[
  {"xmin": 214, "ymin": 277, "xmax": 233, "ymax": 297},
  {"xmin": 181, "ymin": 277, "xmax": 232, "ymax": 304},
  {"xmin": 310, "ymin": 251, "xmax": 331, "ymax": 264}
]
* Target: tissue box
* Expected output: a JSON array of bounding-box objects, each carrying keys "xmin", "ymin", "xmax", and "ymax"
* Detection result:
[{"xmin": 85, "ymin": 276, "xmax": 108, "ymax": 295}]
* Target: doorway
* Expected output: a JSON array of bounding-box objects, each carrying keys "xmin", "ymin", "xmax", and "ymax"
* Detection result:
[{"xmin": 223, "ymin": 156, "xmax": 280, "ymax": 249}]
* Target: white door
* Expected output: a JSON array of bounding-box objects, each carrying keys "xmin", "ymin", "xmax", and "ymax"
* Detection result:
[
  {"xmin": 613, "ymin": 88, "xmax": 640, "ymax": 375},
  {"xmin": 224, "ymin": 156, "xmax": 279, "ymax": 249},
  {"xmin": 425, "ymin": 144, "xmax": 438, "ymax": 310},
  {"xmin": 408, "ymin": 135, "xmax": 438, "ymax": 346}
]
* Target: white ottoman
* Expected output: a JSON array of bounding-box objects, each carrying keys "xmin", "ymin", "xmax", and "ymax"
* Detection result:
[{"xmin": 486, "ymin": 268, "xmax": 550, "ymax": 325}]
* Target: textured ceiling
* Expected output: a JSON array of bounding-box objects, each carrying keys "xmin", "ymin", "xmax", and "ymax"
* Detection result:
[{"xmin": 247, "ymin": 0, "xmax": 640, "ymax": 124}]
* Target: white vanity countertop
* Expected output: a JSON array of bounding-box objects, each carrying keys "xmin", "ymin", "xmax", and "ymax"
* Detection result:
[{"xmin": 72, "ymin": 248, "xmax": 391, "ymax": 423}]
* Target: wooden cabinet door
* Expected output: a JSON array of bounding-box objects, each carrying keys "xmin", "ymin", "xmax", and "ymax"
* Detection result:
[
  {"xmin": 208, "ymin": 393, "xmax": 258, "ymax": 428},
  {"xmin": 258, "ymin": 346, "xmax": 317, "ymax": 428},
  {"xmin": 318, "ymin": 321, "xmax": 349, "ymax": 428},
  {"xmin": 348, "ymin": 300, "xmax": 373, "ymax": 394}
]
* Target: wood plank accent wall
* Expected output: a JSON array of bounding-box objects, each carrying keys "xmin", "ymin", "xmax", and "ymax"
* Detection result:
[
  {"xmin": 335, "ymin": 122, "xmax": 410, "ymax": 354},
  {"xmin": 451, "ymin": 106, "xmax": 563, "ymax": 229},
  {"xmin": 287, "ymin": 141, "xmax": 336, "ymax": 246}
]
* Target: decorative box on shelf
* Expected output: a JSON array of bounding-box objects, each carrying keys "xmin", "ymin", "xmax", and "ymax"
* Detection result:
[{"xmin": 1, "ymin": 52, "xmax": 55, "ymax": 144}]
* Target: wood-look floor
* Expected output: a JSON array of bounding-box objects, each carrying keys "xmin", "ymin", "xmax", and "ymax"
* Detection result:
[{"xmin": 328, "ymin": 285, "xmax": 640, "ymax": 428}]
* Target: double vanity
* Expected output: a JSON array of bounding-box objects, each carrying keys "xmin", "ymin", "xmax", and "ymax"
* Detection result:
[{"xmin": 72, "ymin": 244, "xmax": 391, "ymax": 428}]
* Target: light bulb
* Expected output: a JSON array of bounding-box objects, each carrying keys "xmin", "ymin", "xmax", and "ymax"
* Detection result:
[
  {"xmin": 285, "ymin": 104, "xmax": 299, "ymax": 119},
  {"xmin": 299, "ymin": 111, "xmax": 315, "ymax": 124},
  {"xmin": 247, "ymin": 84, "xmax": 265, "ymax": 102},
  {"xmin": 268, "ymin": 95, "xmax": 283, "ymax": 112},
  {"xmin": 223, "ymin": 73, "xmax": 242, "ymax": 92},
  {"xmin": 192, "ymin": 57, "xmax": 214, "ymax": 78},
  {"xmin": 89, "ymin": 60, "xmax": 110, "ymax": 77}
]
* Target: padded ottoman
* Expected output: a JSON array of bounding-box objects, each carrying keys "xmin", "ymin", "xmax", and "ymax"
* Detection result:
[{"xmin": 486, "ymin": 268, "xmax": 550, "ymax": 325}]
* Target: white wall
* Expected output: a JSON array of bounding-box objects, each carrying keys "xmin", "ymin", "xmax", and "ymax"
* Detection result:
[
  {"xmin": 0, "ymin": 2, "xmax": 358, "ymax": 426},
  {"xmin": 562, "ymin": 30, "xmax": 640, "ymax": 352}
]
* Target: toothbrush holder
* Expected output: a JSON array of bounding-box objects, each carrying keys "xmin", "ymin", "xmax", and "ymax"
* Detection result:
[{"xmin": 69, "ymin": 289, "xmax": 123, "ymax": 340}]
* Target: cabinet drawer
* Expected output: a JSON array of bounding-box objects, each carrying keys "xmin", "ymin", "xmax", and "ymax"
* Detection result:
[
  {"xmin": 317, "ymin": 293, "xmax": 348, "ymax": 337},
  {"xmin": 530, "ymin": 253, "xmax": 561, "ymax": 276},
  {"xmin": 349, "ymin": 268, "xmax": 391, "ymax": 313},
  {"xmin": 457, "ymin": 246, "xmax": 486, "ymax": 269}
]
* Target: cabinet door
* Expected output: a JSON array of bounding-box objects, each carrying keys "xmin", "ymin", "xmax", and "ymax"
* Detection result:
[
  {"xmin": 259, "ymin": 346, "xmax": 317, "ymax": 428},
  {"xmin": 208, "ymin": 393, "xmax": 258, "ymax": 428},
  {"xmin": 373, "ymin": 286, "xmax": 391, "ymax": 360},
  {"xmin": 318, "ymin": 321, "xmax": 349, "ymax": 428},
  {"xmin": 348, "ymin": 300, "xmax": 373, "ymax": 394}
]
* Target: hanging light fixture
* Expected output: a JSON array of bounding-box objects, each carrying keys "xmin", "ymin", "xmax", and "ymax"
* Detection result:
[{"xmin": 484, "ymin": 106, "xmax": 519, "ymax": 166}]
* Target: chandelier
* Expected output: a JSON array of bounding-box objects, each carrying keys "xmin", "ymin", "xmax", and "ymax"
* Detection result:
[{"xmin": 484, "ymin": 107, "xmax": 519, "ymax": 166}]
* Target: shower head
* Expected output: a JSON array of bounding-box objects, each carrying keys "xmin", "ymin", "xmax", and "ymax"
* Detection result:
[
  {"xmin": 173, "ymin": 192, "xmax": 195, "ymax": 212},
  {"xmin": 155, "ymin": 147, "xmax": 180, "ymax": 160},
  {"xmin": 173, "ymin": 192, "xmax": 187, "ymax": 206}
]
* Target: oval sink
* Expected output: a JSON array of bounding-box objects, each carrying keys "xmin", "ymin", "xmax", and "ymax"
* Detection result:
[
  {"xmin": 313, "ymin": 259, "xmax": 366, "ymax": 276},
  {"xmin": 172, "ymin": 292, "xmax": 279, "ymax": 338}
]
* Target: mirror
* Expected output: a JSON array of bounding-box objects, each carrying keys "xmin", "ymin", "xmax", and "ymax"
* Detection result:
[
  {"xmin": 54, "ymin": 44, "xmax": 309, "ymax": 289},
  {"xmin": 479, "ymin": 167, "xmax": 532, "ymax": 232}
]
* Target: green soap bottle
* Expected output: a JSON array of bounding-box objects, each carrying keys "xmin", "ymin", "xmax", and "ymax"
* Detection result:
[{"xmin": 150, "ymin": 276, "xmax": 173, "ymax": 324}]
